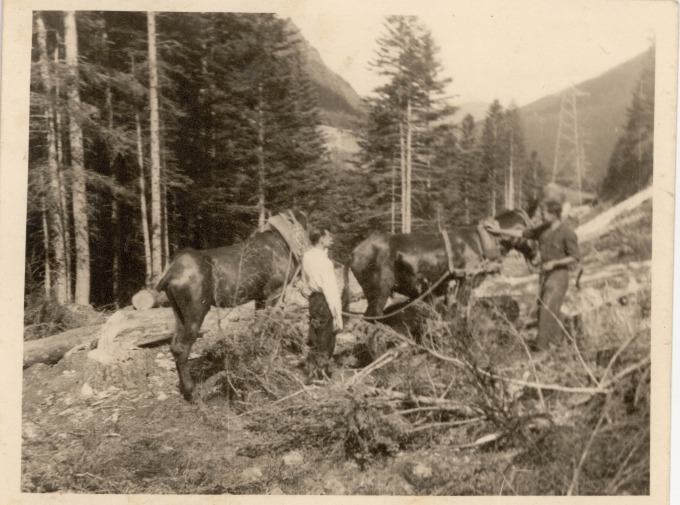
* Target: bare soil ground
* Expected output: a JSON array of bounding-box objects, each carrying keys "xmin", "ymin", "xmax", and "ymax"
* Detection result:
[{"xmin": 21, "ymin": 200, "xmax": 652, "ymax": 496}]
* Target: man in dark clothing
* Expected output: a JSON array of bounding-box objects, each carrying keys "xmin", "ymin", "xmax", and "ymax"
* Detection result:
[{"xmin": 486, "ymin": 200, "xmax": 580, "ymax": 352}]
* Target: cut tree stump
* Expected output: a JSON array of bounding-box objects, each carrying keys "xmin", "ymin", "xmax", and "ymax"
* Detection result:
[{"xmin": 83, "ymin": 347, "xmax": 156, "ymax": 392}]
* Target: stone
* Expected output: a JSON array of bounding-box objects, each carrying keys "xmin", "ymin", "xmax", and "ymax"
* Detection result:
[
  {"xmin": 241, "ymin": 466, "xmax": 263, "ymax": 482},
  {"xmin": 323, "ymin": 478, "xmax": 346, "ymax": 495},
  {"xmin": 282, "ymin": 450, "xmax": 304, "ymax": 467},
  {"xmin": 80, "ymin": 383, "xmax": 94, "ymax": 398},
  {"xmin": 22, "ymin": 421, "xmax": 42, "ymax": 440},
  {"xmin": 412, "ymin": 463, "xmax": 433, "ymax": 479}
]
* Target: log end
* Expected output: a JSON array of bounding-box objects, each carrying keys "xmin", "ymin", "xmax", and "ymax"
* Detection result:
[{"xmin": 132, "ymin": 289, "xmax": 168, "ymax": 310}]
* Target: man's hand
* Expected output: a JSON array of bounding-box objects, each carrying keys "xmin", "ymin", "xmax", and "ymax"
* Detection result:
[
  {"xmin": 333, "ymin": 318, "xmax": 343, "ymax": 332},
  {"xmin": 332, "ymin": 310, "xmax": 343, "ymax": 332},
  {"xmin": 542, "ymin": 260, "xmax": 555, "ymax": 272},
  {"xmin": 484, "ymin": 224, "xmax": 501, "ymax": 235}
]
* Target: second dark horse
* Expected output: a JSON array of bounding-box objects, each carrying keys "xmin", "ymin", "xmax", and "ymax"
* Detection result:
[
  {"xmin": 342, "ymin": 207, "xmax": 539, "ymax": 319},
  {"xmin": 157, "ymin": 215, "xmax": 306, "ymax": 400}
]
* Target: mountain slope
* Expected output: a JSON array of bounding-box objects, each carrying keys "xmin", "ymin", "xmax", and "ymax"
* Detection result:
[
  {"xmin": 288, "ymin": 21, "xmax": 367, "ymax": 129},
  {"xmin": 519, "ymin": 51, "xmax": 649, "ymax": 190}
]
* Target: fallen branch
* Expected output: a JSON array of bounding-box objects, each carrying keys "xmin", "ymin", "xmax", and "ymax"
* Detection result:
[
  {"xmin": 407, "ymin": 418, "xmax": 483, "ymax": 434},
  {"xmin": 600, "ymin": 356, "xmax": 651, "ymax": 390},
  {"xmin": 347, "ymin": 343, "xmax": 409, "ymax": 384},
  {"xmin": 420, "ymin": 343, "xmax": 611, "ymax": 395},
  {"xmin": 567, "ymin": 396, "xmax": 610, "ymax": 495},
  {"xmin": 363, "ymin": 386, "xmax": 483, "ymax": 417}
]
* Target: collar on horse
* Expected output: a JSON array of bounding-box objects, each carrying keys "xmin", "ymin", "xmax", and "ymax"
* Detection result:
[
  {"xmin": 265, "ymin": 210, "xmax": 311, "ymax": 263},
  {"xmin": 477, "ymin": 218, "xmax": 501, "ymax": 261}
]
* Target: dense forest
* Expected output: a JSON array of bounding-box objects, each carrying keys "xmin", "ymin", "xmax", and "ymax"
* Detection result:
[{"xmin": 26, "ymin": 11, "xmax": 654, "ymax": 313}]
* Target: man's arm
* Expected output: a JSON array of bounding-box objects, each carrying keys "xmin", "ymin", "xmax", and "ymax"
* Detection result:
[
  {"xmin": 485, "ymin": 224, "xmax": 539, "ymax": 239},
  {"xmin": 321, "ymin": 259, "xmax": 343, "ymax": 331},
  {"xmin": 543, "ymin": 229, "xmax": 580, "ymax": 272}
]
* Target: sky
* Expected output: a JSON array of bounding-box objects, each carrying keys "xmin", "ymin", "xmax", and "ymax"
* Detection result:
[{"xmin": 275, "ymin": 0, "xmax": 658, "ymax": 107}]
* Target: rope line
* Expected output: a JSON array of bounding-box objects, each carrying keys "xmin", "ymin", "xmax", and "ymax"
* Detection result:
[
  {"xmin": 341, "ymin": 263, "xmax": 500, "ymax": 321},
  {"xmin": 341, "ymin": 270, "xmax": 453, "ymax": 321}
]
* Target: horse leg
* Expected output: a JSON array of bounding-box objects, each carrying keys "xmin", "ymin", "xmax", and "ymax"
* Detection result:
[
  {"xmin": 168, "ymin": 286, "xmax": 211, "ymax": 401},
  {"xmin": 365, "ymin": 267, "xmax": 393, "ymax": 319}
]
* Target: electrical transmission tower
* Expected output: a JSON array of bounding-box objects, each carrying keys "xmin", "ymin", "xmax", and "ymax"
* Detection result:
[{"xmin": 552, "ymin": 86, "xmax": 589, "ymax": 204}]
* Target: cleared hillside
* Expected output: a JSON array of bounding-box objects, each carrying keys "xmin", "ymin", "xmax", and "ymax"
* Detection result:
[
  {"xmin": 519, "ymin": 51, "xmax": 649, "ymax": 190},
  {"xmin": 287, "ymin": 20, "xmax": 368, "ymax": 129}
]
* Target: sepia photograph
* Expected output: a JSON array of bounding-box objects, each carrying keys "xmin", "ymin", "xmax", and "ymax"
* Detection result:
[{"xmin": 0, "ymin": 0, "xmax": 677, "ymax": 502}]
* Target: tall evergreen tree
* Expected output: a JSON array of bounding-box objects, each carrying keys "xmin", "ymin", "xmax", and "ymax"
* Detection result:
[
  {"xmin": 480, "ymin": 100, "xmax": 505, "ymax": 216},
  {"xmin": 362, "ymin": 15, "xmax": 455, "ymax": 232},
  {"xmin": 601, "ymin": 45, "xmax": 655, "ymax": 202},
  {"xmin": 457, "ymin": 114, "xmax": 485, "ymax": 224}
]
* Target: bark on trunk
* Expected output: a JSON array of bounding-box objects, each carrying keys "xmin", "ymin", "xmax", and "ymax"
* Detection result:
[
  {"xmin": 147, "ymin": 11, "xmax": 163, "ymax": 285},
  {"xmin": 257, "ymin": 82, "xmax": 266, "ymax": 231},
  {"xmin": 64, "ymin": 11, "xmax": 90, "ymax": 305},
  {"xmin": 36, "ymin": 13, "xmax": 69, "ymax": 304},
  {"xmin": 136, "ymin": 112, "xmax": 153, "ymax": 287}
]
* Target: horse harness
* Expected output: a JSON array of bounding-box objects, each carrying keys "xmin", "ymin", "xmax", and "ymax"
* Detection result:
[{"xmin": 439, "ymin": 219, "xmax": 502, "ymax": 279}]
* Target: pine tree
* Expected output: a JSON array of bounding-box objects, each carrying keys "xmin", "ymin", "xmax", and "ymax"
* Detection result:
[
  {"xmin": 457, "ymin": 114, "xmax": 484, "ymax": 224},
  {"xmin": 362, "ymin": 15, "xmax": 455, "ymax": 232},
  {"xmin": 503, "ymin": 105, "xmax": 527, "ymax": 209},
  {"xmin": 601, "ymin": 45, "xmax": 654, "ymax": 202},
  {"xmin": 481, "ymin": 100, "xmax": 505, "ymax": 216}
]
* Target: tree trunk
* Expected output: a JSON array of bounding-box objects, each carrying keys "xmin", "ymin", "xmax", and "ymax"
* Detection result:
[
  {"xmin": 53, "ymin": 38, "xmax": 72, "ymax": 301},
  {"xmin": 36, "ymin": 13, "xmax": 68, "ymax": 304},
  {"xmin": 147, "ymin": 11, "xmax": 163, "ymax": 285},
  {"xmin": 508, "ymin": 137, "xmax": 515, "ymax": 209},
  {"xmin": 257, "ymin": 82, "xmax": 266, "ymax": 231},
  {"xmin": 391, "ymin": 154, "xmax": 396, "ymax": 233},
  {"xmin": 399, "ymin": 120, "xmax": 406, "ymax": 233},
  {"xmin": 41, "ymin": 195, "xmax": 51, "ymax": 297},
  {"xmin": 64, "ymin": 11, "xmax": 90, "ymax": 305},
  {"xmin": 136, "ymin": 113, "xmax": 153, "ymax": 287},
  {"xmin": 405, "ymin": 97, "xmax": 412, "ymax": 233},
  {"xmin": 105, "ymin": 44, "xmax": 121, "ymax": 309}
]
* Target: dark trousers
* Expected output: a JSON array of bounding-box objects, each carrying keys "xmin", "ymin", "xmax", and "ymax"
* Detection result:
[
  {"xmin": 308, "ymin": 292, "xmax": 336, "ymax": 369},
  {"xmin": 536, "ymin": 269, "xmax": 569, "ymax": 351}
]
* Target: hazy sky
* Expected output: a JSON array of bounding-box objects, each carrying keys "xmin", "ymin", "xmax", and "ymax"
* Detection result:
[{"xmin": 277, "ymin": 0, "xmax": 658, "ymax": 107}]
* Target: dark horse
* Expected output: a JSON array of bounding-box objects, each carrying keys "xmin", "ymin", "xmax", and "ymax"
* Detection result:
[
  {"xmin": 342, "ymin": 207, "xmax": 538, "ymax": 319},
  {"xmin": 157, "ymin": 214, "xmax": 306, "ymax": 400}
]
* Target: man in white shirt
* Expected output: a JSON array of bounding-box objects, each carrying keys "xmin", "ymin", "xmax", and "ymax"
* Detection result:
[{"xmin": 301, "ymin": 228, "xmax": 343, "ymax": 378}]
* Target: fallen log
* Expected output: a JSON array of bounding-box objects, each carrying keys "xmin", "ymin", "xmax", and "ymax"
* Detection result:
[
  {"xmin": 131, "ymin": 288, "xmax": 168, "ymax": 310},
  {"xmin": 474, "ymin": 260, "xmax": 650, "ymax": 318},
  {"xmin": 82, "ymin": 302, "xmax": 262, "ymax": 391},
  {"xmin": 23, "ymin": 302, "xmax": 262, "ymax": 369},
  {"xmin": 575, "ymin": 186, "xmax": 652, "ymax": 244},
  {"xmin": 24, "ymin": 324, "xmax": 104, "ymax": 368}
]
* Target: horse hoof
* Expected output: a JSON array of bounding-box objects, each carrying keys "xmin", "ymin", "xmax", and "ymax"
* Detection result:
[{"xmin": 179, "ymin": 385, "xmax": 195, "ymax": 403}]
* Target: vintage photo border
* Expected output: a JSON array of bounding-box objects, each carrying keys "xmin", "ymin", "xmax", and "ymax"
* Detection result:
[{"xmin": 1, "ymin": 0, "xmax": 677, "ymax": 503}]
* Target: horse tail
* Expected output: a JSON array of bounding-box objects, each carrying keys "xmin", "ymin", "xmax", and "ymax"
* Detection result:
[{"xmin": 156, "ymin": 263, "xmax": 173, "ymax": 293}]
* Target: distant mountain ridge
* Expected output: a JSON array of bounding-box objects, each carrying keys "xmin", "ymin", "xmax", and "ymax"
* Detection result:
[
  {"xmin": 518, "ymin": 51, "xmax": 650, "ymax": 190},
  {"xmin": 288, "ymin": 20, "xmax": 368, "ymax": 129},
  {"xmin": 292, "ymin": 17, "xmax": 650, "ymax": 193}
]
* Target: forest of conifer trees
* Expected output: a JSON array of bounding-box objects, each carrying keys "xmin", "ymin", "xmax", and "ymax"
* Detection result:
[{"xmin": 26, "ymin": 11, "xmax": 653, "ymax": 312}]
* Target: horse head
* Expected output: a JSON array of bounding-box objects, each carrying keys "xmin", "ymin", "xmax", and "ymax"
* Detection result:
[{"xmin": 493, "ymin": 208, "xmax": 539, "ymax": 263}]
